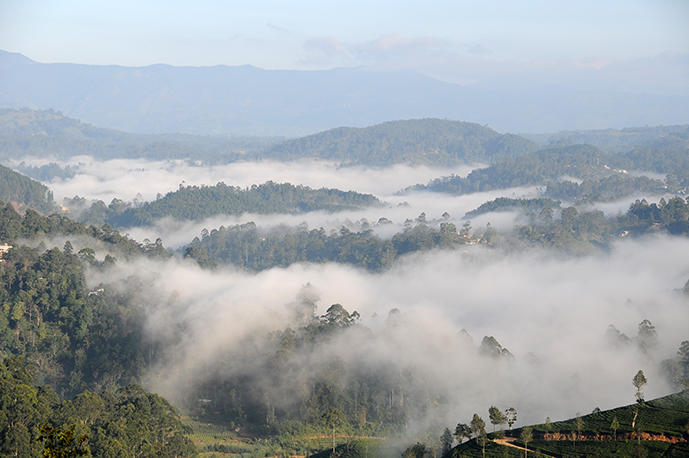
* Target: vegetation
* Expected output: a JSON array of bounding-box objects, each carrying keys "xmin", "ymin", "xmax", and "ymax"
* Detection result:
[
  {"xmin": 464, "ymin": 198, "xmax": 561, "ymax": 219},
  {"xmin": 448, "ymin": 390, "xmax": 689, "ymax": 457},
  {"xmin": 0, "ymin": 356, "xmax": 195, "ymax": 457},
  {"xmin": 0, "ymin": 163, "xmax": 54, "ymax": 213},
  {"xmin": 403, "ymin": 144, "xmax": 611, "ymax": 194},
  {"xmin": 0, "ymin": 108, "xmax": 280, "ymax": 163},
  {"xmin": 267, "ymin": 118, "xmax": 537, "ymax": 166},
  {"xmin": 531, "ymin": 124, "xmax": 689, "ymax": 154},
  {"xmin": 96, "ymin": 181, "xmax": 381, "ymax": 227},
  {"xmin": 0, "ymin": 200, "xmax": 165, "ymax": 258},
  {"xmin": 545, "ymin": 173, "xmax": 667, "ymax": 203},
  {"xmin": 184, "ymin": 219, "xmax": 478, "ymax": 271},
  {"xmin": 405, "ymin": 142, "xmax": 686, "ymax": 203}
]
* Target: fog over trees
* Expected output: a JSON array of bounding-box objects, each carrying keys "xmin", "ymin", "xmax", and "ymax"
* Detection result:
[{"xmin": 1, "ymin": 5, "xmax": 688, "ymax": 454}]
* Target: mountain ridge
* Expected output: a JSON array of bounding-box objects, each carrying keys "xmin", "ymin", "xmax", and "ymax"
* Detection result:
[{"xmin": 3, "ymin": 49, "xmax": 687, "ymax": 136}]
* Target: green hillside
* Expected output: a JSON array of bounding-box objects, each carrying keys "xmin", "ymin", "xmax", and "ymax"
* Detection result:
[
  {"xmin": 266, "ymin": 118, "xmax": 537, "ymax": 166},
  {"xmin": 102, "ymin": 181, "xmax": 382, "ymax": 227},
  {"xmin": 0, "ymin": 162, "xmax": 54, "ymax": 213},
  {"xmin": 404, "ymin": 143, "xmax": 680, "ymax": 202},
  {"xmin": 0, "ymin": 108, "xmax": 280, "ymax": 163},
  {"xmin": 528, "ymin": 124, "xmax": 689, "ymax": 153},
  {"xmin": 404, "ymin": 144, "xmax": 611, "ymax": 195},
  {"xmin": 450, "ymin": 390, "xmax": 689, "ymax": 457}
]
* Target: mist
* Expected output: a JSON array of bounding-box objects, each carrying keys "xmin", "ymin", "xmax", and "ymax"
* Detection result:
[
  {"xmin": 124, "ymin": 186, "xmax": 537, "ymax": 248},
  {"xmin": 86, "ymin": 234, "xmax": 689, "ymax": 434},
  {"xmin": 10, "ymin": 156, "xmax": 480, "ymax": 202}
]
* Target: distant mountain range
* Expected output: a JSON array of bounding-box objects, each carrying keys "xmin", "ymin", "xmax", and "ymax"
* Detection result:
[
  {"xmin": 2, "ymin": 50, "xmax": 687, "ymax": 136},
  {"xmin": 2, "ymin": 108, "xmax": 688, "ymax": 170},
  {"xmin": 0, "ymin": 108, "xmax": 536, "ymax": 166}
]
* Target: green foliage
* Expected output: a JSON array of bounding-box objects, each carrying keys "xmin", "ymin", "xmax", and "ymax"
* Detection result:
[
  {"xmin": 634, "ymin": 370, "xmax": 648, "ymax": 402},
  {"xmin": 267, "ymin": 119, "xmax": 537, "ymax": 166},
  {"xmin": 515, "ymin": 390, "xmax": 689, "ymax": 439},
  {"xmin": 533, "ymin": 124, "xmax": 689, "ymax": 154},
  {"xmin": 464, "ymin": 198, "xmax": 561, "ymax": 219},
  {"xmin": 0, "ymin": 214, "xmax": 163, "ymax": 396},
  {"xmin": 405, "ymin": 144, "xmax": 610, "ymax": 195},
  {"xmin": 100, "ymin": 181, "xmax": 381, "ymax": 227},
  {"xmin": 39, "ymin": 424, "xmax": 89, "ymax": 457},
  {"xmin": 185, "ymin": 219, "xmax": 474, "ymax": 271},
  {"xmin": 0, "ymin": 200, "xmax": 164, "ymax": 259},
  {"xmin": 406, "ymin": 142, "xmax": 687, "ymax": 203},
  {"xmin": 454, "ymin": 423, "xmax": 471, "ymax": 445},
  {"xmin": 545, "ymin": 174, "xmax": 667, "ymax": 203},
  {"xmin": 526, "ymin": 439, "xmax": 671, "ymax": 457},
  {"xmin": 0, "ymin": 108, "xmax": 280, "ymax": 164},
  {"xmin": 471, "ymin": 414, "xmax": 486, "ymax": 439},
  {"xmin": 0, "ymin": 163, "xmax": 54, "ymax": 213},
  {"xmin": 0, "ymin": 356, "xmax": 195, "ymax": 457},
  {"xmin": 186, "ymin": 302, "xmax": 419, "ymax": 433}
]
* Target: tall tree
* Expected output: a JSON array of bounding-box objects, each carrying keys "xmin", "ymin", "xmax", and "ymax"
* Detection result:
[
  {"xmin": 470, "ymin": 413, "xmax": 486, "ymax": 440},
  {"xmin": 488, "ymin": 405, "xmax": 505, "ymax": 433},
  {"xmin": 454, "ymin": 423, "xmax": 471, "ymax": 445},
  {"xmin": 520, "ymin": 426, "xmax": 533, "ymax": 458},
  {"xmin": 505, "ymin": 407, "xmax": 517, "ymax": 430},
  {"xmin": 611, "ymin": 416, "xmax": 619, "ymax": 440},
  {"xmin": 440, "ymin": 427, "xmax": 453, "ymax": 456},
  {"xmin": 470, "ymin": 414, "xmax": 487, "ymax": 458},
  {"xmin": 633, "ymin": 370, "xmax": 648, "ymax": 402},
  {"xmin": 322, "ymin": 407, "xmax": 347, "ymax": 455}
]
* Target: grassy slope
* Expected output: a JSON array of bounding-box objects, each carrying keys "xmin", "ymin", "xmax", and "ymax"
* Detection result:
[{"xmin": 451, "ymin": 390, "xmax": 689, "ymax": 457}]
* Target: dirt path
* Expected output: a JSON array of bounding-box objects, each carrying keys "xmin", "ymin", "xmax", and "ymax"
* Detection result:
[
  {"xmin": 300, "ymin": 434, "xmax": 383, "ymax": 440},
  {"xmin": 493, "ymin": 437, "xmax": 557, "ymax": 457}
]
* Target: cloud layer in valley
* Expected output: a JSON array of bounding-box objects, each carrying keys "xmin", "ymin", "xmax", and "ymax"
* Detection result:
[
  {"xmin": 14, "ymin": 156, "xmax": 478, "ymax": 203},
  {"xmin": 88, "ymin": 235, "xmax": 689, "ymax": 432}
]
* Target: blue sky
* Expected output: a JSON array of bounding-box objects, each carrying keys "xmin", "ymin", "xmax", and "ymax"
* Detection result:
[
  {"xmin": 1, "ymin": 0, "xmax": 687, "ymax": 67},
  {"xmin": 1, "ymin": 0, "xmax": 688, "ymax": 94}
]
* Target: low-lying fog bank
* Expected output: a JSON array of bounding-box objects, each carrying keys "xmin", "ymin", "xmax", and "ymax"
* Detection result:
[
  {"xmin": 88, "ymin": 235, "xmax": 689, "ymax": 430},
  {"xmin": 12, "ymin": 156, "xmax": 481, "ymax": 202}
]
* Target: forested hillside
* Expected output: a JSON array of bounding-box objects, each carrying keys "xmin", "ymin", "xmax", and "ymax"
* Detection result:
[
  {"xmin": 184, "ymin": 219, "xmax": 476, "ymax": 271},
  {"xmin": 405, "ymin": 143, "xmax": 680, "ymax": 202},
  {"xmin": 403, "ymin": 144, "xmax": 612, "ymax": 194},
  {"xmin": 267, "ymin": 119, "xmax": 537, "ymax": 166},
  {"xmin": 185, "ymin": 196, "xmax": 689, "ymax": 270},
  {"xmin": 90, "ymin": 181, "xmax": 381, "ymax": 227},
  {"xmin": 0, "ymin": 163, "xmax": 54, "ymax": 213},
  {"xmin": 0, "ymin": 108, "xmax": 280, "ymax": 163},
  {"xmin": 529, "ymin": 124, "xmax": 689, "ymax": 152},
  {"xmin": 0, "ymin": 357, "xmax": 195, "ymax": 456}
]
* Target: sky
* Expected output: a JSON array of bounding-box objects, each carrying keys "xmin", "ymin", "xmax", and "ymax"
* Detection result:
[{"xmin": 1, "ymin": 1, "xmax": 688, "ymax": 73}]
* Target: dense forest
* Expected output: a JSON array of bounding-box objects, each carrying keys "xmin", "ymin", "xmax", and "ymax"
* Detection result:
[
  {"xmin": 265, "ymin": 119, "xmax": 537, "ymax": 166},
  {"xmin": 0, "ymin": 202, "xmax": 170, "ymax": 394},
  {"xmin": 463, "ymin": 198, "xmax": 561, "ymax": 219},
  {"xmin": 1, "ymin": 110, "xmax": 539, "ymax": 167},
  {"xmin": 0, "ymin": 203, "xmax": 197, "ymax": 455},
  {"xmin": 179, "ymin": 297, "xmax": 515, "ymax": 436},
  {"xmin": 184, "ymin": 218, "xmax": 476, "ymax": 271},
  {"xmin": 184, "ymin": 196, "xmax": 689, "ymax": 270},
  {"xmin": 71, "ymin": 181, "xmax": 381, "ymax": 227},
  {"xmin": 0, "ymin": 356, "xmax": 195, "ymax": 457},
  {"xmin": 528, "ymin": 124, "xmax": 689, "ymax": 153},
  {"xmin": 403, "ymin": 145, "xmax": 614, "ymax": 194},
  {"xmin": 1, "ymin": 109, "xmax": 689, "ymax": 456},
  {"xmin": 0, "ymin": 108, "xmax": 280, "ymax": 163},
  {"xmin": 403, "ymin": 143, "xmax": 686, "ymax": 204},
  {"xmin": 0, "ymin": 201, "xmax": 165, "ymax": 258},
  {"xmin": 0, "ymin": 163, "xmax": 54, "ymax": 213}
]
